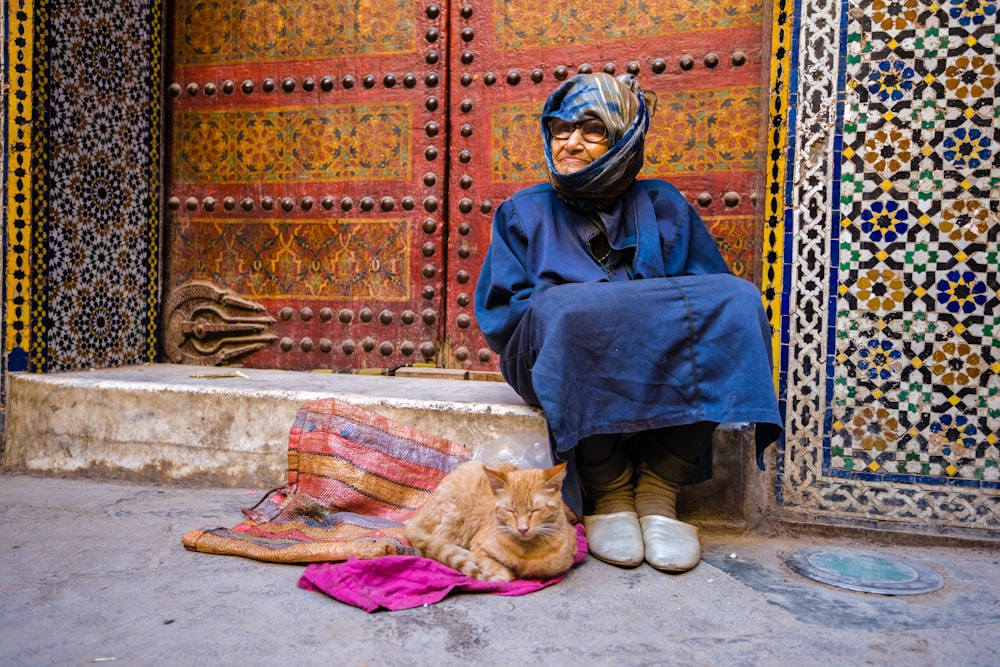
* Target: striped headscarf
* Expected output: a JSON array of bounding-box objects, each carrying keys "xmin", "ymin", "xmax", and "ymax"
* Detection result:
[{"xmin": 541, "ymin": 73, "xmax": 652, "ymax": 210}]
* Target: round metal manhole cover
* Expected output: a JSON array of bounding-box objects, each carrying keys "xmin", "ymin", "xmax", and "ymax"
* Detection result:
[{"xmin": 783, "ymin": 547, "xmax": 943, "ymax": 595}]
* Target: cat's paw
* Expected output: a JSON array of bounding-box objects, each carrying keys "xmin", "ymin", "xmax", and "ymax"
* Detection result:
[
  {"xmin": 458, "ymin": 562, "xmax": 483, "ymax": 579},
  {"xmin": 477, "ymin": 562, "xmax": 515, "ymax": 582}
]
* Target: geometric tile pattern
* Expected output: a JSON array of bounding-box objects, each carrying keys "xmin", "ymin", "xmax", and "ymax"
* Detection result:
[
  {"xmin": 8, "ymin": 0, "xmax": 162, "ymax": 374},
  {"xmin": 776, "ymin": 0, "xmax": 1000, "ymax": 535}
]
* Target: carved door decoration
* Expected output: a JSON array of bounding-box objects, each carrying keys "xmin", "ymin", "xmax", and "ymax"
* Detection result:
[{"xmin": 164, "ymin": 1, "xmax": 770, "ymax": 372}]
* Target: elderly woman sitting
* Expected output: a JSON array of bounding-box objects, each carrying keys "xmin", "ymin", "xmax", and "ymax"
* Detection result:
[{"xmin": 475, "ymin": 73, "xmax": 782, "ymax": 573}]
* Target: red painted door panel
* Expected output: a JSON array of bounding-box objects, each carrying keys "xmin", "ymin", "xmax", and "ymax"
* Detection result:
[
  {"xmin": 445, "ymin": 0, "xmax": 770, "ymax": 372},
  {"xmin": 164, "ymin": 0, "xmax": 449, "ymax": 370}
]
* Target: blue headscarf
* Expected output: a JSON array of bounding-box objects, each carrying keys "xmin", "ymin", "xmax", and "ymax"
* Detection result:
[{"xmin": 541, "ymin": 73, "xmax": 652, "ymax": 211}]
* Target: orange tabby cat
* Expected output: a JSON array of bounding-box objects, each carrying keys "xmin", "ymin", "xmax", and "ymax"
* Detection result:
[{"xmin": 404, "ymin": 461, "xmax": 577, "ymax": 582}]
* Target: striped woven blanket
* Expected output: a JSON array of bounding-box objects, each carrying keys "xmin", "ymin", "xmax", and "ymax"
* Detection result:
[{"xmin": 182, "ymin": 398, "xmax": 471, "ymax": 563}]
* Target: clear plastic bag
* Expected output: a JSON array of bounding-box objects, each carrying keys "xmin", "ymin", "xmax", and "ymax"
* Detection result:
[{"xmin": 471, "ymin": 432, "xmax": 553, "ymax": 469}]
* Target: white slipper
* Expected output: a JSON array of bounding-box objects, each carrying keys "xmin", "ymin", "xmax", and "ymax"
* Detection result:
[
  {"xmin": 583, "ymin": 511, "xmax": 644, "ymax": 567},
  {"xmin": 639, "ymin": 515, "xmax": 701, "ymax": 572}
]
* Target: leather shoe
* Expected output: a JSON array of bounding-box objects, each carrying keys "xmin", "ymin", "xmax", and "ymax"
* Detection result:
[
  {"xmin": 583, "ymin": 511, "xmax": 644, "ymax": 567},
  {"xmin": 639, "ymin": 515, "xmax": 701, "ymax": 572}
]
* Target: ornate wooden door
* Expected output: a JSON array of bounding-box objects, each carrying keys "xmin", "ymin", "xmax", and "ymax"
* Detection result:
[{"xmin": 164, "ymin": 0, "xmax": 770, "ymax": 372}]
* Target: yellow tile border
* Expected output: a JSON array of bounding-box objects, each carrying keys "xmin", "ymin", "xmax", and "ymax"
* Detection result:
[
  {"xmin": 5, "ymin": 0, "xmax": 34, "ymax": 363},
  {"xmin": 762, "ymin": 0, "xmax": 793, "ymax": 389}
]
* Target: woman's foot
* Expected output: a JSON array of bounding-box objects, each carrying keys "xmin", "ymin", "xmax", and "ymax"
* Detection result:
[
  {"xmin": 634, "ymin": 463, "xmax": 701, "ymax": 572},
  {"xmin": 578, "ymin": 439, "xmax": 645, "ymax": 566},
  {"xmin": 638, "ymin": 515, "xmax": 700, "ymax": 572},
  {"xmin": 584, "ymin": 512, "xmax": 644, "ymax": 566}
]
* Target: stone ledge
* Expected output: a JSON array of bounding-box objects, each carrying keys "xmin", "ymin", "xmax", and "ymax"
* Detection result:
[
  {"xmin": 2, "ymin": 363, "xmax": 763, "ymax": 523},
  {"xmin": 2, "ymin": 364, "xmax": 546, "ymax": 489}
]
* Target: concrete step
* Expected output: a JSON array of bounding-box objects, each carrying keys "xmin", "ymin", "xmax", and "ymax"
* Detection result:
[{"xmin": 2, "ymin": 363, "xmax": 765, "ymax": 524}]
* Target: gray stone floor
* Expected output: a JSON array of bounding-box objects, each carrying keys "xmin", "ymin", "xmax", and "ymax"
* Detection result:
[{"xmin": 2, "ymin": 473, "xmax": 998, "ymax": 667}]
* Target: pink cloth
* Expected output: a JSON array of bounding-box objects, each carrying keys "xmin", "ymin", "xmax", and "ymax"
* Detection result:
[{"xmin": 298, "ymin": 524, "xmax": 588, "ymax": 612}]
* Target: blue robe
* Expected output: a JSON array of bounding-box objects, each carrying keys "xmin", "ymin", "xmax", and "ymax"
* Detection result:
[{"xmin": 475, "ymin": 179, "xmax": 782, "ymax": 516}]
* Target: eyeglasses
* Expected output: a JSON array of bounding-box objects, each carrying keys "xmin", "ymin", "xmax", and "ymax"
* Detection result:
[{"xmin": 548, "ymin": 118, "xmax": 608, "ymax": 143}]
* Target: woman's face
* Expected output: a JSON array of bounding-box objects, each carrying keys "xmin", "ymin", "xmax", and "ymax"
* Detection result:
[{"xmin": 549, "ymin": 119, "xmax": 610, "ymax": 175}]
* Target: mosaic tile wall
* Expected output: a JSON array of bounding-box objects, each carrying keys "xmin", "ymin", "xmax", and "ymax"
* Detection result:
[
  {"xmin": 775, "ymin": 0, "xmax": 999, "ymax": 536},
  {"xmin": 3, "ymin": 0, "xmax": 162, "ymax": 377}
]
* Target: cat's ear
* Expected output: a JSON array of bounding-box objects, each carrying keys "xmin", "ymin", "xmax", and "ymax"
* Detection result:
[
  {"xmin": 542, "ymin": 462, "xmax": 568, "ymax": 492},
  {"xmin": 482, "ymin": 466, "xmax": 509, "ymax": 495}
]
